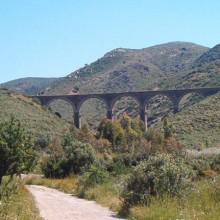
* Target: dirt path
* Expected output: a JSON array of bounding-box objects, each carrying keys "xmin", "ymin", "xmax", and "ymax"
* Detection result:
[{"xmin": 27, "ymin": 185, "xmax": 125, "ymax": 220}]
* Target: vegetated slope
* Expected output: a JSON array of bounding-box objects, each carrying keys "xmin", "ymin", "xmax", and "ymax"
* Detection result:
[
  {"xmin": 167, "ymin": 44, "xmax": 220, "ymax": 89},
  {"xmin": 0, "ymin": 89, "xmax": 69, "ymax": 139},
  {"xmin": 0, "ymin": 77, "xmax": 60, "ymax": 95},
  {"xmin": 164, "ymin": 92, "xmax": 220, "ymax": 148},
  {"xmin": 45, "ymin": 42, "xmax": 208, "ymax": 95}
]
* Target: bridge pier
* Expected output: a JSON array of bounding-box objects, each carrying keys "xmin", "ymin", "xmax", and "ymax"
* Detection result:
[
  {"xmin": 173, "ymin": 102, "xmax": 180, "ymax": 114},
  {"xmin": 106, "ymin": 109, "xmax": 113, "ymax": 120},
  {"xmin": 74, "ymin": 111, "xmax": 81, "ymax": 129}
]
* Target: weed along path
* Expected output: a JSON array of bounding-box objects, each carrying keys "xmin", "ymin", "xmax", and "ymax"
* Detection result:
[{"xmin": 27, "ymin": 185, "xmax": 125, "ymax": 220}]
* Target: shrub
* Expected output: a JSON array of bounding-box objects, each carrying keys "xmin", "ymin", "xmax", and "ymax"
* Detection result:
[
  {"xmin": 144, "ymin": 128, "xmax": 164, "ymax": 151},
  {"xmin": 97, "ymin": 119, "xmax": 125, "ymax": 147},
  {"xmin": 77, "ymin": 165, "xmax": 109, "ymax": 197},
  {"xmin": 110, "ymin": 159, "xmax": 130, "ymax": 176},
  {"xmin": 41, "ymin": 156, "xmax": 67, "ymax": 178},
  {"xmin": 121, "ymin": 154, "xmax": 192, "ymax": 207},
  {"xmin": 81, "ymin": 165, "xmax": 109, "ymax": 187},
  {"xmin": 35, "ymin": 134, "xmax": 50, "ymax": 149},
  {"xmin": 42, "ymin": 134, "xmax": 96, "ymax": 178},
  {"xmin": 63, "ymin": 141, "xmax": 96, "ymax": 174}
]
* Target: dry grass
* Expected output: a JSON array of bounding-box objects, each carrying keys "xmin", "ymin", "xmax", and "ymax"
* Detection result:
[
  {"xmin": 128, "ymin": 176, "xmax": 220, "ymax": 220},
  {"xmin": 25, "ymin": 176, "xmax": 78, "ymax": 194},
  {"xmin": 0, "ymin": 180, "xmax": 41, "ymax": 220},
  {"xmin": 80, "ymin": 182, "xmax": 122, "ymax": 212}
]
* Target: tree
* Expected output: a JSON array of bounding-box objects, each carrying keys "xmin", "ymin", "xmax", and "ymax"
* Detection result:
[{"xmin": 0, "ymin": 117, "xmax": 37, "ymax": 184}]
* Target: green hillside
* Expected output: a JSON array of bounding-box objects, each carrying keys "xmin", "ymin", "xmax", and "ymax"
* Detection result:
[
  {"xmin": 162, "ymin": 93, "xmax": 220, "ymax": 148},
  {"xmin": 0, "ymin": 89, "xmax": 70, "ymax": 140}
]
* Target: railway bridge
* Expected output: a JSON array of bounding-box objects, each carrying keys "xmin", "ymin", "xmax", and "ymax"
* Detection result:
[{"xmin": 32, "ymin": 87, "xmax": 220, "ymax": 129}]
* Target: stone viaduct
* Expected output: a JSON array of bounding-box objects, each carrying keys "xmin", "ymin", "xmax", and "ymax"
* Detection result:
[{"xmin": 32, "ymin": 87, "xmax": 220, "ymax": 129}]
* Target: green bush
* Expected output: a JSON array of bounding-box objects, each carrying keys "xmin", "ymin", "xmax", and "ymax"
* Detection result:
[
  {"xmin": 41, "ymin": 155, "xmax": 67, "ymax": 178},
  {"xmin": 97, "ymin": 119, "xmax": 125, "ymax": 147},
  {"xmin": 110, "ymin": 158, "xmax": 130, "ymax": 175},
  {"xmin": 35, "ymin": 134, "xmax": 50, "ymax": 149},
  {"xmin": 81, "ymin": 165, "xmax": 109, "ymax": 186},
  {"xmin": 121, "ymin": 154, "xmax": 192, "ymax": 207},
  {"xmin": 77, "ymin": 165, "xmax": 109, "ymax": 197},
  {"xmin": 42, "ymin": 134, "xmax": 96, "ymax": 178},
  {"xmin": 63, "ymin": 141, "xmax": 96, "ymax": 174}
]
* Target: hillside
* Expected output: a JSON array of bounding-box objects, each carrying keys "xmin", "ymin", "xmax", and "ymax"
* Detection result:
[
  {"xmin": 163, "ymin": 93, "xmax": 220, "ymax": 148},
  {"xmin": 0, "ymin": 89, "xmax": 70, "ymax": 140},
  {"xmin": 166, "ymin": 44, "xmax": 220, "ymax": 89},
  {"xmin": 45, "ymin": 42, "xmax": 208, "ymax": 95},
  {"xmin": 0, "ymin": 77, "xmax": 60, "ymax": 95}
]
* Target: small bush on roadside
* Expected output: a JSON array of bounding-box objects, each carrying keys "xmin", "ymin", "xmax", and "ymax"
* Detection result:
[
  {"xmin": 81, "ymin": 165, "xmax": 109, "ymax": 186},
  {"xmin": 121, "ymin": 154, "xmax": 192, "ymax": 209},
  {"xmin": 77, "ymin": 165, "xmax": 109, "ymax": 197}
]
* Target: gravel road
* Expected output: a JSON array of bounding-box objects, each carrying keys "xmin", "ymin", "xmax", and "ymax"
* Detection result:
[{"xmin": 27, "ymin": 185, "xmax": 125, "ymax": 220}]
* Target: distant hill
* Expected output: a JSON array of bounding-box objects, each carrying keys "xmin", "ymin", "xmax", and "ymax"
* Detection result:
[
  {"xmin": 0, "ymin": 88, "xmax": 70, "ymax": 140},
  {"xmin": 0, "ymin": 77, "xmax": 61, "ymax": 95}
]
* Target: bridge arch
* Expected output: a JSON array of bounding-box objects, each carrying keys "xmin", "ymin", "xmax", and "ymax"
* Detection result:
[
  {"xmin": 45, "ymin": 98, "xmax": 75, "ymax": 122},
  {"xmin": 145, "ymin": 94, "xmax": 175, "ymax": 126},
  {"xmin": 78, "ymin": 97, "xmax": 108, "ymax": 129},
  {"xmin": 77, "ymin": 95, "xmax": 108, "ymax": 112},
  {"xmin": 111, "ymin": 95, "xmax": 140, "ymax": 120}
]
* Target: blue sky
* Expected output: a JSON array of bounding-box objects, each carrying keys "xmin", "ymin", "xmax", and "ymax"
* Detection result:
[{"xmin": 1, "ymin": 0, "xmax": 220, "ymax": 83}]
